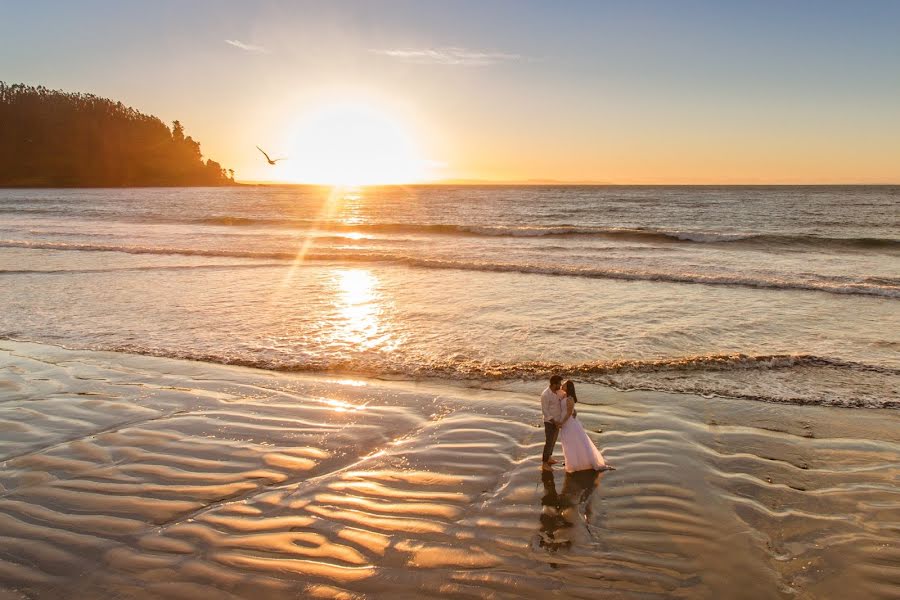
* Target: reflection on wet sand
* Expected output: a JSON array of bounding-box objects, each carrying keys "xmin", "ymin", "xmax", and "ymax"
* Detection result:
[
  {"xmin": 537, "ymin": 469, "xmax": 604, "ymax": 554},
  {"xmin": 2, "ymin": 341, "xmax": 899, "ymax": 599}
]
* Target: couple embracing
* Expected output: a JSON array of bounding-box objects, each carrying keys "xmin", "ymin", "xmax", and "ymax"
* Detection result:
[{"xmin": 541, "ymin": 375, "xmax": 612, "ymax": 472}]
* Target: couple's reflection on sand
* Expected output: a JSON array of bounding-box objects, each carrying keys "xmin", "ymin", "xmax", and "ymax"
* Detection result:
[{"xmin": 537, "ymin": 468, "xmax": 605, "ymax": 554}]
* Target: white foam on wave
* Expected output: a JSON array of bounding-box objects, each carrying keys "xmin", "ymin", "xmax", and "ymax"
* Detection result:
[
  {"xmin": 45, "ymin": 340, "xmax": 896, "ymax": 409},
  {"xmin": 2, "ymin": 239, "xmax": 897, "ymax": 298}
]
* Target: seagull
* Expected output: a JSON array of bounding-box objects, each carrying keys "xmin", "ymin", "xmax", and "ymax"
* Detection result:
[{"xmin": 256, "ymin": 146, "xmax": 287, "ymax": 165}]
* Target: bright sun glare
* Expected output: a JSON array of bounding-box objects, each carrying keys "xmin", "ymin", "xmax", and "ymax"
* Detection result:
[{"xmin": 283, "ymin": 102, "xmax": 428, "ymax": 185}]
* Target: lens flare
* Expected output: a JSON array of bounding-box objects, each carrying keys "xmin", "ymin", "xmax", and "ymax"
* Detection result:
[{"xmin": 284, "ymin": 102, "xmax": 429, "ymax": 185}]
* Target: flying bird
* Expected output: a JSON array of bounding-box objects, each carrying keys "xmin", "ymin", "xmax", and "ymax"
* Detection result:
[{"xmin": 256, "ymin": 146, "xmax": 286, "ymax": 165}]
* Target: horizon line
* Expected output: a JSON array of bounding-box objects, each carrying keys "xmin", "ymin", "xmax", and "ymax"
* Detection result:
[{"xmin": 236, "ymin": 179, "xmax": 899, "ymax": 187}]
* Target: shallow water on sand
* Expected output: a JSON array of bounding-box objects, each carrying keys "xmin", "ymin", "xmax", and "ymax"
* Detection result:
[{"xmin": 2, "ymin": 341, "xmax": 898, "ymax": 599}]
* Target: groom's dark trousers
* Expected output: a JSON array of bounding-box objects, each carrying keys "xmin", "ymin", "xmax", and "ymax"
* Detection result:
[{"xmin": 542, "ymin": 421, "xmax": 559, "ymax": 462}]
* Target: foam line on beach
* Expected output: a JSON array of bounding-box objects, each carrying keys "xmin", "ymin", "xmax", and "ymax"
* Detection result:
[{"xmin": 48, "ymin": 341, "xmax": 895, "ymax": 409}]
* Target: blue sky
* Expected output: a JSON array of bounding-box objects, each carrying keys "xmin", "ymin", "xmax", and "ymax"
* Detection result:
[{"xmin": 2, "ymin": 1, "xmax": 899, "ymax": 182}]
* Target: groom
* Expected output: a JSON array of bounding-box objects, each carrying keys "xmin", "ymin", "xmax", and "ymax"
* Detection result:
[{"xmin": 540, "ymin": 375, "xmax": 564, "ymax": 470}]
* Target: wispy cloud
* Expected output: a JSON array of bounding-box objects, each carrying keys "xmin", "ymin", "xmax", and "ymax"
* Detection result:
[
  {"xmin": 371, "ymin": 47, "xmax": 520, "ymax": 66},
  {"xmin": 225, "ymin": 39, "xmax": 269, "ymax": 54}
]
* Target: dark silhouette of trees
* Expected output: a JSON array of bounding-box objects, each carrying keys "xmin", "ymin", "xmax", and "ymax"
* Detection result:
[{"xmin": 0, "ymin": 82, "xmax": 234, "ymax": 187}]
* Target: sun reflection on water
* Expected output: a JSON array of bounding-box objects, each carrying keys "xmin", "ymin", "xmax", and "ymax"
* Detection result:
[
  {"xmin": 332, "ymin": 268, "xmax": 389, "ymax": 352},
  {"xmin": 333, "ymin": 378, "xmax": 368, "ymax": 387},
  {"xmin": 336, "ymin": 187, "xmax": 366, "ymax": 226},
  {"xmin": 276, "ymin": 185, "xmax": 350, "ymax": 292},
  {"xmin": 322, "ymin": 397, "xmax": 368, "ymax": 412}
]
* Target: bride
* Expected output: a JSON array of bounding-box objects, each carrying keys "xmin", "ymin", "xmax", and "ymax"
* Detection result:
[{"xmin": 557, "ymin": 380, "xmax": 612, "ymax": 473}]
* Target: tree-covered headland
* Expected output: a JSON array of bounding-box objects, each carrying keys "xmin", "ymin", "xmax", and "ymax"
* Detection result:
[{"xmin": 0, "ymin": 82, "xmax": 235, "ymax": 187}]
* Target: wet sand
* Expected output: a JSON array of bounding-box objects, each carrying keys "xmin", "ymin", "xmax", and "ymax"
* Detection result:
[{"xmin": 0, "ymin": 340, "xmax": 898, "ymax": 599}]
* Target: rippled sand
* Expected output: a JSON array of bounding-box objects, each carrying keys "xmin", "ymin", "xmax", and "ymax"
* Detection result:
[{"xmin": 1, "ymin": 341, "xmax": 898, "ymax": 599}]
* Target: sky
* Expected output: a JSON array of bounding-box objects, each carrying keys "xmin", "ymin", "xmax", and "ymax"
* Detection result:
[{"xmin": 2, "ymin": 0, "xmax": 899, "ymax": 184}]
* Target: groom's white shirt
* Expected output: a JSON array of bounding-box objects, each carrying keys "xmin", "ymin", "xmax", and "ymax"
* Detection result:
[{"xmin": 541, "ymin": 387, "xmax": 562, "ymax": 423}]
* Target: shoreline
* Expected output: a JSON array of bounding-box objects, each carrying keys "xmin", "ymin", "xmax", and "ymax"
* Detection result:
[
  {"xmin": 1, "ymin": 339, "xmax": 898, "ymax": 598},
  {"xmin": 2, "ymin": 336, "xmax": 895, "ymax": 410}
]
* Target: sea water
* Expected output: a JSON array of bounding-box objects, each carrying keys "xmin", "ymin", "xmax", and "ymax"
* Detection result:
[{"xmin": 1, "ymin": 185, "xmax": 897, "ymax": 407}]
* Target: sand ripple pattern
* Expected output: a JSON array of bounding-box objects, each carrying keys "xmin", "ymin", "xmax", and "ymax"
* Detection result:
[{"xmin": 1, "ymin": 341, "xmax": 898, "ymax": 599}]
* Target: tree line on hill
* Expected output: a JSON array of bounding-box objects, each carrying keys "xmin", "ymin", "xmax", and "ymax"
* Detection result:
[{"xmin": 0, "ymin": 82, "xmax": 235, "ymax": 187}]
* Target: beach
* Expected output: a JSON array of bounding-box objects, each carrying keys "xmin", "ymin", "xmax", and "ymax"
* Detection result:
[
  {"xmin": 4, "ymin": 0, "xmax": 900, "ymax": 595},
  {"xmin": 1, "ymin": 184, "xmax": 898, "ymax": 598},
  {"xmin": 1, "ymin": 340, "xmax": 898, "ymax": 599}
]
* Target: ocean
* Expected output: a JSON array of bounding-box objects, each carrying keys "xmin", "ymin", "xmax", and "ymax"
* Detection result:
[{"xmin": 1, "ymin": 185, "xmax": 898, "ymax": 407}]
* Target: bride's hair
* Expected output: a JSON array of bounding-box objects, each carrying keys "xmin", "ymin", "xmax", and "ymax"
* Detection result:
[{"xmin": 564, "ymin": 380, "xmax": 577, "ymax": 403}]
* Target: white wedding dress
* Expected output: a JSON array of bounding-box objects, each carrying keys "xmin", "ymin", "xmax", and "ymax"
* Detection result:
[{"xmin": 558, "ymin": 396, "xmax": 607, "ymax": 473}]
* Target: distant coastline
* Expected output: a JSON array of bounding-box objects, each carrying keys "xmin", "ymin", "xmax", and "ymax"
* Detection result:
[
  {"xmin": 0, "ymin": 82, "xmax": 235, "ymax": 188},
  {"xmin": 0, "ymin": 182, "xmax": 248, "ymax": 189}
]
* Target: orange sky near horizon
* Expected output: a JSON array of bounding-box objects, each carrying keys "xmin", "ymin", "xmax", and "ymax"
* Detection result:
[{"xmin": 228, "ymin": 88, "xmax": 899, "ymax": 185}]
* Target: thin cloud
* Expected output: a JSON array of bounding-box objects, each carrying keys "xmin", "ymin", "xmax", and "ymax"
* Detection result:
[
  {"xmin": 371, "ymin": 47, "xmax": 520, "ymax": 66},
  {"xmin": 225, "ymin": 39, "xmax": 269, "ymax": 54}
]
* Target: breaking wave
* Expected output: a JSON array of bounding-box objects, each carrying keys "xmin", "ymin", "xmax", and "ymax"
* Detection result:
[
  {"xmin": 188, "ymin": 219, "xmax": 900, "ymax": 249},
  {"xmin": 34, "ymin": 341, "xmax": 900, "ymax": 409},
  {"xmin": 2, "ymin": 239, "xmax": 897, "ymax": 298}
]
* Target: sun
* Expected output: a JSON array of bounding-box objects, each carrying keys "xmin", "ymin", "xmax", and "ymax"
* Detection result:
[{"xmin": 282, "ymin": 102, "xmax": 429, "ymax": 185}]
